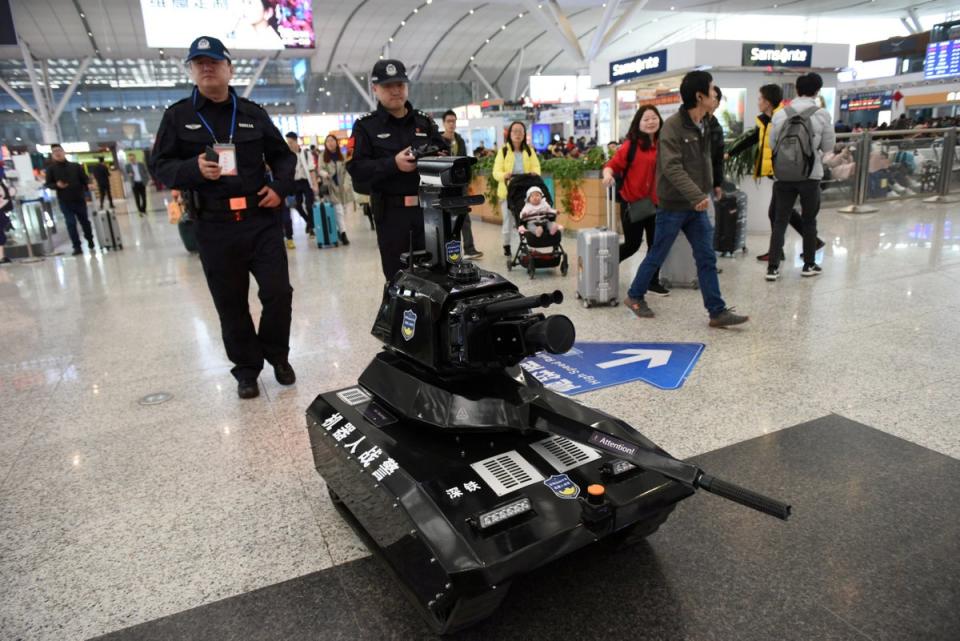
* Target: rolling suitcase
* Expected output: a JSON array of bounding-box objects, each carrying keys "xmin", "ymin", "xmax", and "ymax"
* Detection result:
[
  {"xmin": 93, "ymin": 209, "xmax": 122, "ymax": 251},
  {"xmin": 313, "ymin": 200, "xmax": 339, "ymax": 248},
  {"xmin": 714, "ymin": 190, "xmax": 747, "ymax": 256},
  {"xmin": 575, "ymin": 185, "xmax": 619, "ymax": 308},
  {"xmin": 660, "ymin": 203, "xmax": 715, "ymax": 289}
]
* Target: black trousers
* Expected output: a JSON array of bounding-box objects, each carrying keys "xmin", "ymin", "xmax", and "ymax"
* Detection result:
[
  {"xmin": 59, "ymin": 200, "xmax": 94, "ymax": 250},
  {"xmin": 767, "ymin": 189, "xmax": 804, "ymax": 236},
  {"xmin": 132, "ymin": 181, "xmax": 147, "ymax": 213},
  {"xmin": 374, "ymin": 205, "xmax": 425, "ymax": 280},
  {"xmin": 769, "ymin": 180, "xmax": 821, "ymax": 270},
  {"xmin": 97, "ymin": 182, "xmax": 113, "ymax": 209},
  {"xmin": 619, "ymin": 204, "xmax": 661, "ymax": 286},
  {"xmin": 292, "ymin": 178, "xmax": 315, "ymax": 232},
  {"xmin": 195, "ymin": 213, "xmax": 293, "ymax": 382},
  {"xmin": 460, "ymin": 213, "xmax": 477, "ymax": 253}
]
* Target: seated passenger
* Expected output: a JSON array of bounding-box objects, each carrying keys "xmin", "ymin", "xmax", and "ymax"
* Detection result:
[{"xmin": 518, "ymin": 186, "xmax": 562, "ymax": 238}]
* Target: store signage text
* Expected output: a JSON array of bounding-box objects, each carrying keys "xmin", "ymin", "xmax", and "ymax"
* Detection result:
[
  {"xmin": 609, "ymin": 49, "xmax": 668, "ymax": 83},
  {"xmin": 742, "ymin": 43, "xmax": 813, "ymax": 67}
]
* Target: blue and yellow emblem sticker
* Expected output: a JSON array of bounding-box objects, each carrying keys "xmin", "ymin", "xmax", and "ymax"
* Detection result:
[
  {"xmin": 401, "ymin": 309, "xmax": 417, "ymax": 341},
  {"xmin": 544, "ymin": 474, "xmax": 580, "ymax": 499},
  {"xmin": 445, "ymin": 240, "xmax": 462, "ymax": 264}
]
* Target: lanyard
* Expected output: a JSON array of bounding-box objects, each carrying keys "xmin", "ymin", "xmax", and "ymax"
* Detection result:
[{"xmin": 192, "ymin": 87, "xmax": 237, "ymax": 144}]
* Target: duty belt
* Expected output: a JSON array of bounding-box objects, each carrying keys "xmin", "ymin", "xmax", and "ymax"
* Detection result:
[
  {"xmin": 373, "ymin": 194, "xmax": 420, "ymax": 208},
  {"xmin": 196, "ymin": 193, "xmax": 263, "ymax": 221}
]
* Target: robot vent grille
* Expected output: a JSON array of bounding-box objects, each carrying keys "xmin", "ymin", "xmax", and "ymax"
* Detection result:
[
  {"xmin": 529, "ymin": 436, "xmax": 601, "ymax": 473},
  {"xmin": 470, "ymin": 451, "xmax": 545, "ymax": 497}
]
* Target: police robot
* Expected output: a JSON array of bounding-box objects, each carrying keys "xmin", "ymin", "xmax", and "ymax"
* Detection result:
[{"xmin": 306, "ymin": 148, "xmax": 791, "ymax": 634}]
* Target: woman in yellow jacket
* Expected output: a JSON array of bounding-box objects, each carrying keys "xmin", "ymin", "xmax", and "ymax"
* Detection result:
[
  {"xmin": 492, "ymin": 121, "xmax": 541, "ymax": 256},
  {"xmin": 726, "ymin": 84, "xmax": 822, "ymax": 261}
]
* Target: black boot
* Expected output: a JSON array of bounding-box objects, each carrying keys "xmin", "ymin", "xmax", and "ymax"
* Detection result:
[
  {"xmin": 339, "ymin": 232, "xmax": 350, "ymax": 246},
  {"xmin": 237, "ymin": 379, "xmax": 260, "ymax": 399},
  {"xmin": 503, "ymin": 244, "xmax": 511, "ymax": 257}
]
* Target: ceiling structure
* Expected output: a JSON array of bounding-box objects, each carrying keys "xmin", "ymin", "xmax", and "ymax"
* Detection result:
[{"xmin": 0, "ymin": 0, "xmax": 956, "ymax": 116}]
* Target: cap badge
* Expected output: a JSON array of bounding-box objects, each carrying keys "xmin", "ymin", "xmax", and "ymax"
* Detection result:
[
  {"xmin": 198, "ymin": 38, "xmax": 210, "ymax": 50},
  {"xmin": 386, "ymin": 63, "xmax": 397, "ymax": 76}
]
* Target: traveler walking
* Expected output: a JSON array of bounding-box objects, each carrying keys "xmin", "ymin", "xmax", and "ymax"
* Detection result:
[
  {"xmin": 125, "ymin": 153, "xmax": 149, "ymax": 215},
  {"xmin": 347, "ymin": 58, "xmax": 448, "ymax": 280},
  {"xmin": 150, "ymin": 35, "xmax": 297, "ymax": 399},
  {"xmin": 766, "ymin": 72, "xmax": 835, "ymax": 281},
  {"xmin": 44, "ymin": 144, "xmax": 95, "ymax": 256},
  {"xmin": 285, "ymin": 131, "xmax": 317, "ymax": 241},
  {"xmin": 601, "ymin": 104, "xmax": 669, "ymax": 295},
  {"xmin": 623, "ymin": 70, "xmax": 749, "ymax": 328},
  {"xmin": 441, "ymin": 109, "xmax": 482, "ymax": 259},
  {"xmin": 492, "ymin": 121, "xmax": 540, "ymax": 257},
  {"xmin": 90, "ymin": 157, "xmax": 114, "ymax": 209},
  {"xmin": 318, "ymin": 134, "xmax": 352, "ymax": 246},
  {"xmin": 726, "ymin": 84, "xmax": 824, "ymax": 261}
]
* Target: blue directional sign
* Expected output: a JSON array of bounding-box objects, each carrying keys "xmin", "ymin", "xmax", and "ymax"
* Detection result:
[{"xmin": 520, "ymin": 342, "xmax": 705, "ymax": 395}]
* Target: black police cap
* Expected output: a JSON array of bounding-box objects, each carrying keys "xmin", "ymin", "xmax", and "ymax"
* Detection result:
[
  {"xmin": 186, "ymin": 36, "xmax": 231, "ymax": 63},
  {"xmin": 370, "ymin": 59, "xmax": 409, "ymax": 85}
]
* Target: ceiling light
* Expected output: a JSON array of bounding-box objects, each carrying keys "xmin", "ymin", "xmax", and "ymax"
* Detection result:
[
  {"xmin": 485, "ymin": 38, "xmax": 490, "ymax": 43},
  {"xmin": 470, "ymin": 55, "xmax": 475, "ymax": 60},
  {"xmin": 469, "ymin": 8, "xmax": 474, "ymax": 14},
  {"xmin": 87, "ymin": 31, "xmax": 93, "ymax": 36},
  {"xmin": 501, "ymin": 25, "xmax": 506, "ymax": 29},
  {"xmin": 400, "ymin": 20, "xmax": 405, "ymax": 25},
  {"xmin": 412, "ymin": 8, "xmax": 417, "ymax": 12},
  {"xmin": 670, "ymin": 5, "xmax": 675, "ymax": 9},
  {"xmin": 518, "ymin": 12, "xmax": 523, "ymax": 17},
  {"xmin": 389, "ymin": 37, "xmax": 393, "ymax": 42},
  {"xmin": 80, "ymin": 12, "xmax": 84, "ymax": 17}
]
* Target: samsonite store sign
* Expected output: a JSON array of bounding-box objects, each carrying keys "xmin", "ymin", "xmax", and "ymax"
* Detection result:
[
  {"xmin": 609, "ymin": 49, "xmax": 668, "ymax": 83},
  {"xmin": 742, "ymin": 43, "xmax": 813, "ymax": 67}
]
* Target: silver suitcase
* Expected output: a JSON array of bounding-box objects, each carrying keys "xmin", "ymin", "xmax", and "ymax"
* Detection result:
[
  {"xmin": 93, "ymin": 209, "xmax": 123, "ymax": 251},
  {"xmin": 575, "ymin": 185, "xmax": 619, "ymax": 307},
  {"xmin": 660, "ymin": 202, "xmax": 715, "ymax": 289}
]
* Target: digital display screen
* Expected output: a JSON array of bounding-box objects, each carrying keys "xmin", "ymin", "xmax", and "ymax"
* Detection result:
[
  {"xmin": 140, "ymin": 0, "xmax": 315, "ymax": 50},
  {"xmin": 531, "ymin": 123, "xmax": 551, "ymax": 151},
  {"xmin": 924, "ymin": 40, "xmax": 960, "ymax": 80}
]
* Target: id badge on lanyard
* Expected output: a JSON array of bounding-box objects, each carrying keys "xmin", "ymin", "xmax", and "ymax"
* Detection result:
[
  {"xmin": 194, "ymin": 88, "xmax": 239, "ymax": 176},
  {"xmin": 214, "ymin": 144, "xmax": 238, "ymax": 176}
]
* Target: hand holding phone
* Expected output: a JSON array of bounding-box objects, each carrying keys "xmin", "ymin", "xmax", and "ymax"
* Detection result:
[{"xmin": 198, "ymin": 147, "xmax": 222, "ymax": 181}]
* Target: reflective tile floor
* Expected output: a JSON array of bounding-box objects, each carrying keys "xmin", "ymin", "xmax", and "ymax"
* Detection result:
[{"xmin": 1, "ymin": 192, "xmax": 958, "ymax": 640}]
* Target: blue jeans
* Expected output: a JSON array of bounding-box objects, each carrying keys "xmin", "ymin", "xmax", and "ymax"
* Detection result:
[{"xmin": 626, "ymin": 209, "xmax": 726, "ymax": 317}]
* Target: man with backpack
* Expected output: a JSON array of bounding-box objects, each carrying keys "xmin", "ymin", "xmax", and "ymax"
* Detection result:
[{"xmin": 766, "ymin": 73, "xmax": 835, "ymax": 280}]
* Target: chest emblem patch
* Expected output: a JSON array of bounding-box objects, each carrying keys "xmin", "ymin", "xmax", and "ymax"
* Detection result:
[
  {"xmin": 185, "ymin": 124, "xmax": 202, "ymax": 130},
  {"xmin": 238, "ymin": 122, "xmax": 254, "ymax": 129},
  {"xmin": 377, "ymin": 133, "xmax": 391, "ymax": 139}
]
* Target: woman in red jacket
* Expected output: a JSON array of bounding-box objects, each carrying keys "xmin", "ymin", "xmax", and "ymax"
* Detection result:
[{"xmin": 602, "ymin": 105, "xmax": 669, "ymax": 296}]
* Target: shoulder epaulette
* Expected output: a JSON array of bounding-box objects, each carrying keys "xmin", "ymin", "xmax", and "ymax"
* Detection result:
[{"xmin": 357, "ymin": 111, "xmax": 376, "ymax": 121}]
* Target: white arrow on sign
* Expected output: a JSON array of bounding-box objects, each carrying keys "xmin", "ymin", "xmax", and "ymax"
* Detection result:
[{"xmin": 596, "ymin": 349, "xmax": 672, "ymax": 370}]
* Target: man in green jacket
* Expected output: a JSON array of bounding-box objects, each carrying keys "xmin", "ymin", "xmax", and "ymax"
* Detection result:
[{"xmin": 624, "ymin": 70, "xmax": 749, "ymax": 328}]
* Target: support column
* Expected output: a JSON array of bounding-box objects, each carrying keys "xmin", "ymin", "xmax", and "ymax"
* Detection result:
[
  {"xmin": 339, "ymin": 64, "xmax": 377, "ymax": 110},
  {"xmin": 242, "ymin": 57, "xmax": 271, "ymax": 99},
  {"xmin": 511, "ymin": 47, "xmax": 525, "ymax": 100},
  {"xmin": 470, "ymin": 63, "xmax": 501, "ymax": 100}
]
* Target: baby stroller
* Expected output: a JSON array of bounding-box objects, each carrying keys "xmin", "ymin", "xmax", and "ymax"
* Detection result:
[{"xmin": 505, "ymin": 174, "xmax": 569, "ymax": 279}]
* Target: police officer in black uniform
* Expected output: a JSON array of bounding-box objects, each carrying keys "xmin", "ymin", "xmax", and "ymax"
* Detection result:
[
  {"xmin": 150, "ymin": 36, "xmax": 296, "ymax": 400},
  {"xmin": 347, "ymin": 59, "xmax": 448, "ymax": 280}
]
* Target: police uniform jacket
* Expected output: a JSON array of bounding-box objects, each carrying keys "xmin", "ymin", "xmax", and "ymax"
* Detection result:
[
  {"xmin": 150, "ymin": 86, "xmax": 295, "ymax": 205},
  {"xmin": 347, "ymin": 101, "xmax": 448, "ymax": 197}
]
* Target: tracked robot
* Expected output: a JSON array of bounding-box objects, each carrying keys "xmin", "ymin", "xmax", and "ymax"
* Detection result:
[{"xmin": 306, "ymin": 149, "xmax": 791, "ymax": 634}]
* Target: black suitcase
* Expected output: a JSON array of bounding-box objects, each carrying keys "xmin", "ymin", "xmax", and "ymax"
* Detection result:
[{"xmin": 714, "ymin": 191, "xmax": 747, "ymax": 256}]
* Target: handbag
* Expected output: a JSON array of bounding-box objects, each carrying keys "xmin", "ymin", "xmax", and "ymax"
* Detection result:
[
  {"xmin": 626, "ymin": 197, "xmax": 656, "ymax": 224},
  {"xmin": 167, "ymin": 198, "xmax": 183, "ymax": 224}
]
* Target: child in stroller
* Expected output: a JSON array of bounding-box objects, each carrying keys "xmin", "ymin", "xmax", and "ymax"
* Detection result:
[
  {"xmin": 518, "ymin": 186, "xmax": 563, "ymax": 238},
  {"xmin": 506, "ymin": 174, "xmax": 569, "ymax": 278}
]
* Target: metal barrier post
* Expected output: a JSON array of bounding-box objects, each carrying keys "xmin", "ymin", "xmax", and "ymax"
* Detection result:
[
  {"xmin": 838, "ymin": 132, "xmax": 878, "ymax": 214},
  {"xmin": 14, "ymin": 199, "xmax": 45, "ymax": 263},
  {"xmin": 923, "ymin": 127, "xmax": 959, "ymax": 204}
]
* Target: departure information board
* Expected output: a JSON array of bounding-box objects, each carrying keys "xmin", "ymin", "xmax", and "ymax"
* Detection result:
[{"xmin": 924, "ymin": 40, "xmax": 960, "ymax": 79}]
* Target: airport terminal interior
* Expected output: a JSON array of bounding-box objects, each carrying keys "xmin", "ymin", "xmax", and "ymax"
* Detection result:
[{"xmin": 1, "ymin": 1, "xmax": 959, "ymax": 640}]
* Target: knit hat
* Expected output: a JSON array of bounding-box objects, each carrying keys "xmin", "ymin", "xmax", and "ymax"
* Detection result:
[{"xmin": 526, "ymin": 186, "xmax": 543, "ymax": 200}]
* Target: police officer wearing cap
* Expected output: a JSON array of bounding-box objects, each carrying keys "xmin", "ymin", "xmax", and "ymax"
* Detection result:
[
  {"xmin": 150, "ymin": 36, "xmax": 296, "ymax": 400},
  {"xmin": 347, "ymin": 59, "xmax": 449, "ymax": 280}
]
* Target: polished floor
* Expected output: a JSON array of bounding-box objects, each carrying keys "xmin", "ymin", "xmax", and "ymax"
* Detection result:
[{"xmin": 1, "ymin": 192, "xmax": 959, "ymax": 640}]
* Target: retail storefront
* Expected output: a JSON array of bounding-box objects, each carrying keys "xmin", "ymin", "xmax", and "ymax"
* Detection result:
[
  {"xmin": 592, "ymin": 39, "xmax": 848, "ymax": 144},
  {"xmin": 904, "ymin": 90, "xmax": 960, "ymax": 119}
]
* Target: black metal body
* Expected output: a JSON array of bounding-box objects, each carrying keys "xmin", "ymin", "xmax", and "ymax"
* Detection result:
[{"xmin": 306, "ymin": 154, "xmax": 791, "ymax": 634}]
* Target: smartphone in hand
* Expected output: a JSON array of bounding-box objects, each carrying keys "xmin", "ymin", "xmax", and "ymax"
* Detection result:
[{"xmin": 204, "ymin": 146, "xmax": 219, "ymax": 163}]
